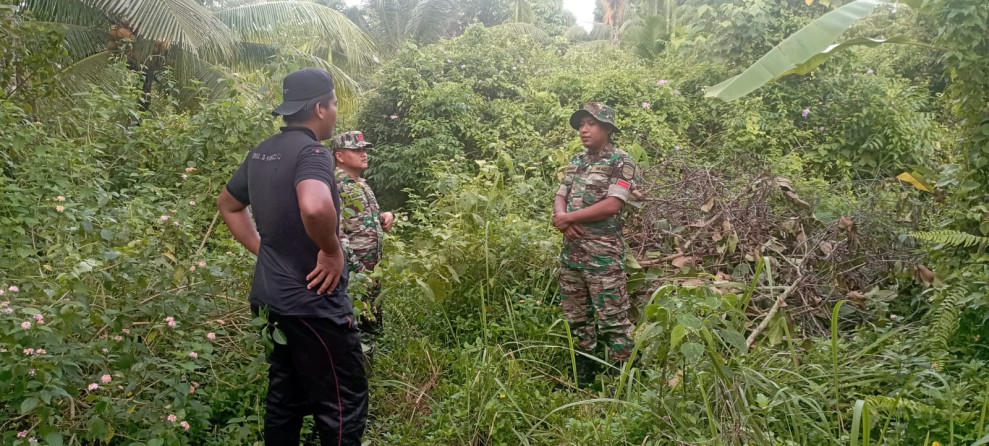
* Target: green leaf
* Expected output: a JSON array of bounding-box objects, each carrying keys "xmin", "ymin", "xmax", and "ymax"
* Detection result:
[
  {"xmin": 756, "ymin": 393, "xmax": 770, "ymax": 408},
  {"xmin": 676, "ymin": 313, "xmax": 702, "ymax": 329},
  {"xmin": 850, "ymin": 399, "xmax": 866, "ymax": 446},
  {"xmin": 21, "ymin": 396, "xmax": 40, "ymax": 414},
  {"xmin": 670, "ymin": 324, "xmax": 686, "ymax": 348},
  {"xmin": 416, "ymin": 278, "xmax": 435, "ymax": 300},
  {"xmin": 972, "ymin": 432, "xmax": 989, "ymax": 446},
  {"xmin": 780, "ymin": 37, "xmax": 937, "ymax": 77},
  {"xmin": 680, "ymin": 342, "xmax": 704, "ymax": 363},
  {"xmin": 706, "ymin": 0, "xmax": 888, "ymax": 101},
  {"xmin": 272, "ymin": 327, "xmax": 287, "ymax": 345},
  {"xmin": 718, "ymin": 328, "xmax": 748, "ymax": 353},
  {"xmin": 44, "ymin": 432, "xmax": 64, "ymax": 446}
]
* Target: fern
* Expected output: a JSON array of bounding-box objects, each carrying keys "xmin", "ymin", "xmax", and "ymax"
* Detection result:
[
  {"xmin": 927, "ymin": 286, "xmax": 965, "ymax": 354},
  {"xmin": 910, "ymin": 230, "xmax": 989, "ymax": 249}
]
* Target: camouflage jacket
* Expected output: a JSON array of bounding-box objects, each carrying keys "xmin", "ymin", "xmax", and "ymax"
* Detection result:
[
  {"xmin": 336, "ymin": 169, "xmax": 384, "ymax": 273},
  {"xmin": 556, "ymin": 144, "xmax": 640, "ymax": 270}
]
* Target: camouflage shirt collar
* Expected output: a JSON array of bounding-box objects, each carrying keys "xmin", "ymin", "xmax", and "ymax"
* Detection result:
[
  {"xmin": 579, "ymin": 143, "xmax": 617, "ymax": 161},
  {"xmin": 335, "ymin": 168, "xmax": 366, "ymax": 185}
]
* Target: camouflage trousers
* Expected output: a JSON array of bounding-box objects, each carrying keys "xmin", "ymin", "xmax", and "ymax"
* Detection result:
[
  {"xmin": 353, "ymin": 252, "xmax": 383, "ymax": 338},
  {"xmin": 559, "ymin": 265, "xmax": 634, "ymax": 361}
]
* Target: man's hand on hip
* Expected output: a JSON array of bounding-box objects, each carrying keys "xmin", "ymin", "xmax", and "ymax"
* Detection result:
[{"xmin": 307, "ymin": 249, "xmax": 344, "ymax": 294}]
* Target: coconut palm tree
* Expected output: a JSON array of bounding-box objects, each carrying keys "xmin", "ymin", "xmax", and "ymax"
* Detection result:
[
  {"xmin": 17, "ymin": 0, "xmax": 375, "ymax": 109},
  {"xmin": 362, "ymin": 0, "xmax": 458, "ymax": 55}
]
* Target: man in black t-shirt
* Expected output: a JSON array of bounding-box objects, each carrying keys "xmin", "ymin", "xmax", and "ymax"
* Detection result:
[{"xmin": 217, "ymin": 67, "xmax": 367, "ymax": 446}]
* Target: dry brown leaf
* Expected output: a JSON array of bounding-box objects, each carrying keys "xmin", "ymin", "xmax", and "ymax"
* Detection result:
[
  {"xmin": 668, "ymin": 369, "xmax": 683, "ymax": 387},
  {"xmin": 681, "ymin": 278, "xmax": 704, "ymax": 287},
  {"xmin": 781, "ymin": 218, "xmax": 800, "ymax": 234},
  {"xmin": 847, "ymin": 290, "xmax": 866, "ymax": 309},
  {"xmin": 700, "ymin": 196, "xmax": 716, "ymax": 213},
  {"xmin": 671, "ymin": 256, "xmax": 695, "ymax": 268},
  {"xmin": 764, "ymin": 237, "xmax": 786, "ymax": 254},
  {"xmin": 688, "ymin": 219, "xmax": 708, "ymax": 228},
  {"xmin": 819, "ymin": 240, "xmax": 834, "ymax": 256},
  {"xmin": 915, "ymin": 264, "xmax": 934, "ymax": 285},
  {"xmin": 796, "ymin": 230, "xmax": 808, "ymax": 246},
  {"xmin": 712, "ymin": 230, "xmax": 723, "ymax": 242},
  {"xmin": 838, "ymin": 216, "xmax": 854, "ymax": 231},
  {"xmin": 785, "ymin": 191, "xmax": 811, "ymax": 208},
  {"xmin": 776, "ymin": 177, "xmax": 794, "ymax": 191}
]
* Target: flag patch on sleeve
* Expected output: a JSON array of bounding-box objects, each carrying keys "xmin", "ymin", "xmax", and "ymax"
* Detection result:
[{"xmin": 616, "ymin": 179, "xmax": 631, "ymax": 189}]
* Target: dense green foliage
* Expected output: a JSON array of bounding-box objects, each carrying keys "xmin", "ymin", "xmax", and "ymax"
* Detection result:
[{"xmin": 1, "ymin": 0, "xmax": 987, "ymax": 445}]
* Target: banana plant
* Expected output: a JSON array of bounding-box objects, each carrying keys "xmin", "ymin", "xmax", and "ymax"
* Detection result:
[{"xmin": 705, "ymin": 0, "xmax": 928, "ymax": 102}]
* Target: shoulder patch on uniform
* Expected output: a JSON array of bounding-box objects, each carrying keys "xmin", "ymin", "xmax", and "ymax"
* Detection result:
[{"xmin": 620, "ymin": 162, "xmax": 636, "ymax": 180}]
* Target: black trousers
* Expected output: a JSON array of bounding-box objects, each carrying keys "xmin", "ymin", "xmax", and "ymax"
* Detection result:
[{"xmin": 263, "ymin": 312, "xmax": 368, "ymax": 446}]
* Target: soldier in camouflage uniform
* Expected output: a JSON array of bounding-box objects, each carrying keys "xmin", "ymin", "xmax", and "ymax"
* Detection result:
[
  {"xmin": 332, "ymin": 131, "xmax": 395, "ymax": 338},
  {"xmin": 553, "ymin": 103, "xmax": 640, "ymax": 385}
]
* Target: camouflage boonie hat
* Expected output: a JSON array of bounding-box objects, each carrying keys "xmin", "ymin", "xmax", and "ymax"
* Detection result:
[
  {"xmin": 331, "ymin": 130, "xmax": 373, "ymax": 150},
  {"xmin": 569, "ymin": 102, "xmax": 620, "ymax": 134}
]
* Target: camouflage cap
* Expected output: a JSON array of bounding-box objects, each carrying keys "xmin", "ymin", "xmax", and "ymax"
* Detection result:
[
  {"xmin": 569, "ymin": 102, "xmax": 620, "ymax": 134},
  {"xmin": 331, "ymin": 130, "xmax": 373, "ymax": 150}
]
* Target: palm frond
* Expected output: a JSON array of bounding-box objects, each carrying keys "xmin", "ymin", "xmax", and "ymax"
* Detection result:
[
  {"xmin": 217, "ymin": 1, "xmax": 375, "ymax": 68},
  {"xmin": 507, "ymin": 0, "xmax": 534, "ymax": 24},
  {"xmin": 168, "ymin": 49, "xmax": 234, "ymax": 106},
  {"xmin": 563, "ymin": 24, "xmax": 589, "ymax": 42},
  {"xmin": 226, "ymin": 42, "xmax": 362, "ymax": 116},
  {"xmin": 52, "ymin": 50, "xmax": 122, "ymax": 97},
  {"xmin": 21, "ymin": 0, "xmax": 107, "ymax": 28},
  {"xmin": 587, "ymin": 22, "xmax": 616, "ymax": 41},
  {"xmin": 621, "ymin": 14, "xmax": 669, "ymax": 59},
  {"xmin": 56, "ymin": 22, "xmax": 110, "ymax": 60},
  {"xmin": 229, "ymin": 41, "xmax": 278, "ymax": 73},
  {"xmin": 368, "ymin": 0, "xmax": 403, "ymax": 53},
  {"xmin": 405, "ymin": 0, "xmax": 456, "ymax": 45},
  {"xmin": 488, "ymin": 22, "xmax": 551, "ymax": 45},
  {"xmin": 286, "ymin": 47, "xmax": 362, "ymax": 107},
  {"xmin": 86, "ymin": 0, "xmax": 236, "ymax": 57}
]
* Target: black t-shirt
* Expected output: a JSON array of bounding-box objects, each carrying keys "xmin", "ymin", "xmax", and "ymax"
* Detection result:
[{"xmin": 225, "ymin": 126, "xmax": 351, "ymax": 323}]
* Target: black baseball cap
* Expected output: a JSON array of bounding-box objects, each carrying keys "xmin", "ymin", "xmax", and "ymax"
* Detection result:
[{"xmin": 272, "ymin": 67, "xmax": 335, "ymax": 116}]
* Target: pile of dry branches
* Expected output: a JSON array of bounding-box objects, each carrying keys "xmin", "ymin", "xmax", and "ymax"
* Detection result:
[{"xmin": 626, "ymin": 159, "xmax": 925, "ymax": 338}]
